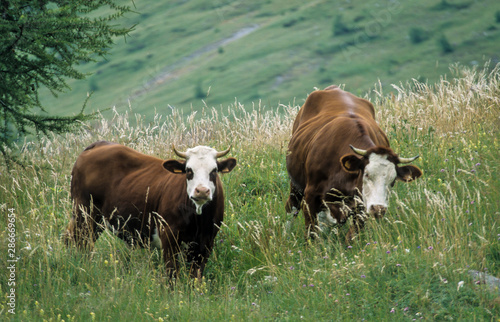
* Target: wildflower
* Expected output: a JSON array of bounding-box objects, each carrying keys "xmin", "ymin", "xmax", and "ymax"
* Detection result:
[
  {"xmin": 347, "ymin": 246, "xmax": 352, "ymax": 249},
  {"xmin": 396, "ymin": 264, "xmax": 401, "ymax": 267},
  {"xmin": 428, "ymin": 246, "xmax": 433, "ymax": 250},
  {"xmin": 390, "ymin": 308, "xmax": 395, "ymax": 313},
  {"xmin": 440, "ymin": 169, "xmax": 445, "ymax": 172},
  {"xmin": 361, "ymin": 275, "xmax": 366, "ymax": 278},
  {"xmin": 289, "ymin": 266, "xmax": 295, "ymax": 270},
  {"xmin": 475, "ymin": 163, "xmax": 481, "ymax": 167},
  {"xmin": 404, "ymin": 307, "xmax": 409, "ymax": 312},
  {"xmin": 346, "ymin": 293, "xmax": 350, "ymax": 296},
  {"xmin": 457, "ymin": 281, "xmax": 464, "ymax": 291},
  {"xmin": 386, "ymin": 251, "xmax": 391, "ymax": 254},
  {"xmin": 90, "ymin": 312, "xmax": 96, "ymax": 321}
]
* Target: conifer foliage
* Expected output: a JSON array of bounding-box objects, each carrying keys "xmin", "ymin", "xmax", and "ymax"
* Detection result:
[{"xmin": 0, "ymin": 0, "xmax": 133, "ymax": 160}]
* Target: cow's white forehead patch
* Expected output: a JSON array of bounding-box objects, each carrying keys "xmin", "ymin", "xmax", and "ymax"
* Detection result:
[{"xmin": 362, "ymin": 153, "xmax": 397, "ymax": 211}]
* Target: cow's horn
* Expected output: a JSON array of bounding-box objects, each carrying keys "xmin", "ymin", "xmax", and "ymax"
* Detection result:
[
  {"xmin": 398, "ymin": 155, "xmax": 419, "ymax": 164},
  {"xmin": 350, "ymin": 145, "xmax": 367, "ymax": 156},
  {"xmin": 172, "ymin": 144, "xmax": 187, "ymax": 159},
  {"xmin": 216, "ymin": 146, "xmax": 231, "ymax": 158}
]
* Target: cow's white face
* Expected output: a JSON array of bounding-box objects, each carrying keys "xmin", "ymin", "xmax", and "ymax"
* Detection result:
[
  {"xmin": 183, "ymin": 146, "xmax": 219, "ymax": 214},
  {"xmin": 362, "ymin": 153, "xmax": 397, "ymax": 218},
  {"xmin": 340, "ymin": 146, "xmax": 422, "ymax": 219},
  {"xmin": 163, "ymin": 145, "xmax": 237, "ymax": 215}
]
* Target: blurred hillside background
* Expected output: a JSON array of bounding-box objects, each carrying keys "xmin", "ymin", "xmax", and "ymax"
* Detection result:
[{"xmin": 39, "ymin": 0, "xmax": 500, "ymax": 118}]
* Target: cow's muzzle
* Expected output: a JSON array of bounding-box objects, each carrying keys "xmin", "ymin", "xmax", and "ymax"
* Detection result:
[{"xmin": 191, "ymin": 185, "xmax": 211, "ymax": 202}]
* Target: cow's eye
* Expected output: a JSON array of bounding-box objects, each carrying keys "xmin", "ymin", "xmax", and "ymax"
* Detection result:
[
  {"xmin": 186, "ymin": 168, "xmax": 194, "ymax": 180},
  {"xmin": 209, "ymin": 169, "xmax": 217, "ymax": 181}
]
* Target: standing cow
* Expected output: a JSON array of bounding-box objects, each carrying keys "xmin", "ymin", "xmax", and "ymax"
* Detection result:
[
  {"xmin": 63, "ymin": 141, "xmax": 237, "ymax": 278},
  {"xmin": 286, "ymin": 85, "xmax": 422, "ymax": 242}
]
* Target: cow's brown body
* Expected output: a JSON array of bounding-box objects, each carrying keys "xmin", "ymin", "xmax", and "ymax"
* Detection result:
[
  {"xmin": 64, "ymin": 141, "xmax": 235, "ymax": 278},
  {"xmin": 286, "ymin": 86, "xmax": 421, "ymax": 241}
]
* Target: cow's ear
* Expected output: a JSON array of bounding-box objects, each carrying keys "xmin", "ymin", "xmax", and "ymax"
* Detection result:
[
  {"xmin": 218, "ymin": 158, "xmax": 237, "ymax": 173},
  {"xmin": 163, "ymin": 160, "xmax": 186, "ymax": 174},
  {"xmin": 340, "ymin": 154, "xmax": 363, "ymax": 173},
  {"xmin": 396, "ymin": 165, "xmax": 423, "ymax": 182}
]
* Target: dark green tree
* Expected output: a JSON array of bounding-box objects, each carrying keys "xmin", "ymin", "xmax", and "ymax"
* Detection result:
[{"xmin": 0, "ymin": 0, "xmax": 134, "ymax": 161}]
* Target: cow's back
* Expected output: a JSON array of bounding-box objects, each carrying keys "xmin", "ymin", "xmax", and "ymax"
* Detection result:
[
  {"xmin": 71, "ymin": 141, "xmax": 175, "ymax": 212},
  {"xmin": 292, "ymin": 87, "xmax": 376, "ymax": 134}
]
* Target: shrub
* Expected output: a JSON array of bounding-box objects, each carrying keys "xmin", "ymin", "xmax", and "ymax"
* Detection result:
[
  {"xmin": 438, "ymin": 34, "xmax": 454, "ymax": 53},
  {"xmin": 409, "ymin": 27, "xmax": 428, "ymax": 44},
  {"xmin": 332, "ymin": 14, "xmax": 352, "ymax": 36}
]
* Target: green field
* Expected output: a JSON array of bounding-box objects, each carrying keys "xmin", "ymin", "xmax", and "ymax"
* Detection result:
[
  {"xmin": 38, "ymin": 0, "xmax": 500, "ymax": 119},
  {"xmin": 1, "ymin": 64, "xmax": 499, "ymax": 320}
]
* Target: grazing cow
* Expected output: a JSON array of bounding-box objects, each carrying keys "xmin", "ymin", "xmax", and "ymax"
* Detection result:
[
  {"xmin": 63, "ymin": 141, "xmax": 237, "ymax": 278},
  {"xmin": 286, "ymin": 85, "xmax": 422, "ymax": 242}
]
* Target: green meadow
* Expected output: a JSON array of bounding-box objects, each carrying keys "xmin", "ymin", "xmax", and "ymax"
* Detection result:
[
  {"xmin": 1, "ymin": 64, "xmax": 499, "ymax": 321},
  {"xmin": 38, "ymin": 0, "xmax": 500, "ymax": 118}
]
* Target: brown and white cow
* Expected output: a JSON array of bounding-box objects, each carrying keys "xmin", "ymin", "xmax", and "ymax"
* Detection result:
[
  {"xmin": 63, "ymin": 141, "xmax": 237, "ymax": 278},
  {"xmin": 286, "ymin": 85, "xmax": 422, "ymax": 242}
]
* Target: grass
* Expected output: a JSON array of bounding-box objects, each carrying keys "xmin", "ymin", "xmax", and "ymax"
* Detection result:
[
  {"xmin": 1, "ymin": 63, "xmax": 499, "ymax": 321},
  {"xmin": 37, "ymin": 0, "xmax": 500, "ymax": 119}
]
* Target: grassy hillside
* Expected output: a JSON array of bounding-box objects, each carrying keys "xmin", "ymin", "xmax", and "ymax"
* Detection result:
[
  {"xmin": 39, "ymin": 0, "xmax": 500, "ymax": 119},
  {"xmin": 1, "ymin": 64, "xmax": 499, "ymax": 320}
]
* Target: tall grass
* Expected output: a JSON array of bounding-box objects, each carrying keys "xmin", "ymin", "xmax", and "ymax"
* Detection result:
[{"xmin": 1, "ymin": 64, "xmax": 499, "ymax": 321}]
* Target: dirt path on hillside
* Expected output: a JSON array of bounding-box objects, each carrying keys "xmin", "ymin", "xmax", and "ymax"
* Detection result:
[{"xmin": 128, "ymin": 24, "xmax": 259, "ymax": 103}]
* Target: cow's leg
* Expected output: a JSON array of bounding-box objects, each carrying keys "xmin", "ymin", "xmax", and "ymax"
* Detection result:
[
  {"xmin": 161, "ymin": 234, "xmax": 181, "ymax": 279},
  {"xmin": 285, "ymin": 182, "xmax": 303, "ymax": 216},
  {"xmin": 188, "ymin": 252, "xmax": 207, "ymax": 280},
  {"xmin": 302, "ymin": 187, "xmax": 323, "ymax": 239},
  {"xmin": 345, "ymin": 215, "xmax": 366, "ymax": 244},
  {"xmin": 285, "ymin": 182, "xmax": 303, "ymax": 231},
  {"xmin": 63, "ymin": 198, "xmax": 102, "ymax": 250}
]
